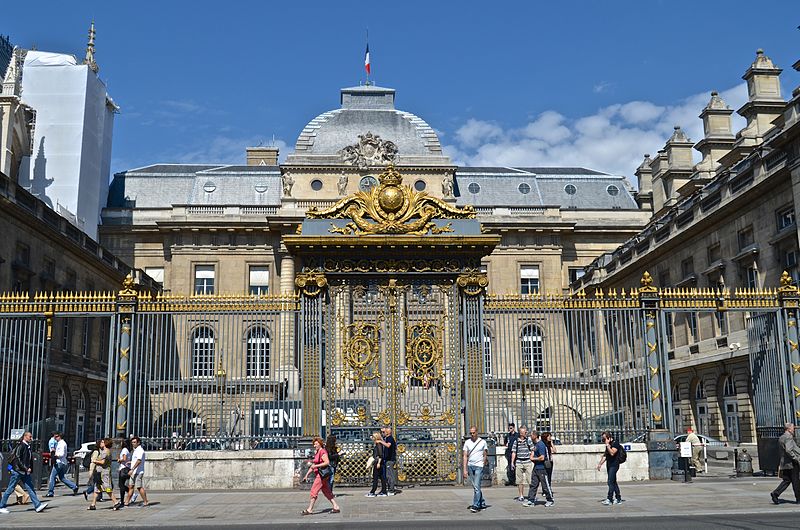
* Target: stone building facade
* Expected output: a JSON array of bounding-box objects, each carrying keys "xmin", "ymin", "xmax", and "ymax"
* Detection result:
[
  {"xmin": 100, "ymin": 84, "xmax": 650, "ymax": 300},
  {"xmin": 574, "ymin": 50, "xmax": 800, "ymax": 444}
]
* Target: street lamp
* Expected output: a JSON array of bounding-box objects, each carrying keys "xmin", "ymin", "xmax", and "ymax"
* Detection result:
[
  {"xmin": 215, "ymin": 360, "xmax": 227, "ymax": 439},
  {"xmin": 520, "ymin": 367, "xmax": 530, "ymax": 427}
]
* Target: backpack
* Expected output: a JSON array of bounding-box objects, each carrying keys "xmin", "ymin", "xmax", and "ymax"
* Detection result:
[
  {"xmin": 616, "ymin": 444, "xmax": 627, "ymax": 464},
  {"xmin": 82, "ymin": 451, "xmax": 93, "ymax": 469}
]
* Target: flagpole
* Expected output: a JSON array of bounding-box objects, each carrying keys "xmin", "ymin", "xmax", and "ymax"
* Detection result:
[{"xmin": 365, "ymin": 28, "xmax": 370, "ymax": 86}]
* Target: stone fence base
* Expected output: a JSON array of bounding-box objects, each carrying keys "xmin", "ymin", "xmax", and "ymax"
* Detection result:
[
  {"xmin": 143, "ymin": 444, "xmax": 650, "ymax": 490},
  {"xmin": 493, "ymin": 443, "xmax": 650, "ymax": 484}
]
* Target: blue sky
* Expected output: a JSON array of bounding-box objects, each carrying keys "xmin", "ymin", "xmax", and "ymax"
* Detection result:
[{"xmin": 4, "ymin": 1, "xmax": 798, "ymax": 180}]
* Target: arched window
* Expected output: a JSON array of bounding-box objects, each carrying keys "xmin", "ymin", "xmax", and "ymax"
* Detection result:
[
  {"xmin": 75, "ymin": 392, "xmax": 86, "ymax": 447},
  {"xmin": 695, "ymin": 380, "xmax": 706, "ymax": 400},
  {"xmin": 246, "ymin": 327, "xmax": 270, "ymax": 378},
  {"xmin": 55, "ymin": 388, "xmax": 67, "ymax": 433},
  {"xmin": 192, "ymin": 327, "xmax": 215, "ymax": 378},
  {"xmin": 483, "ymin": 327, "xmax": 493, "ymax": 377},
  {"xmin": 94, "ymin": 394, "xmax": 104, "ymax": 440},
  {"xmin": 672, "ymin": 385, "xmax": 681, "ymax": 403},
  {"xmin": 521, "ymin": 325, "xmax": 544, "ymax": 375},
  {"xmin": 723, "ymin": 375, "xmax": 737, "ymax": 397}
]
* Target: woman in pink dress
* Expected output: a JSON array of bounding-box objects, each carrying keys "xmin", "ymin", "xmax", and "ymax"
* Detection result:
[{"xmin": 301, "ymin": 436, "xmax": 341, "ymax": 516}]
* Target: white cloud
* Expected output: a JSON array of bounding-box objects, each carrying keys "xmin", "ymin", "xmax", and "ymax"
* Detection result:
[
  {"xmin": 444, "ymin": 84, "xmax": 748, "ymax": 183},
  {"xmin": 455, "ymin": 118, "xmax": 503, "ymax": 149}
]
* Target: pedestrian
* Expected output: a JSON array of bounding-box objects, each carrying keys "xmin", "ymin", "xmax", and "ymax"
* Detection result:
[
  {"xmin": 510, "ymin": 425, "xmax": 532, "ymax": 502},
  {"xmin": 117, "ymin": 438, "xmax": 132, "ymax": 508},
  {"xmin": 463, "ymin": 426, "xmax": 489, "ymax": 513},
  {"xmin": 380, "ymin": 426, "xmax": 398, "ymax": 494},
  {"xmin": 124, "ymin": 436, "xmax": 149, "ymax": 507},
  {"xmin": 365, "ymin": 431, "xmax": 387, "ymax": 497},
  {"xmin": 771, "ymin": 422, "xmax": 800, "ymax": 504},
  {"xmin": 0, "ymin": 431, "xmax": 49, "ymax": 514},
  {"xmin": 524, "ymin": 430, "xmax": 554, "ymax": 507},
  {"xmin": 685, "ymin": 428, "xmax": 703, "ymax": 473},
  {"xmin": 301, "ymin": 436, "xmax": 341, "ymax": 515},
  {"xmin": 325, "ymin": 434, "xmax": 340, "ymax": 493},
  {"xmin": 88, "ymin": 438, "xmax": 121, "ymax": 510},
  {"xmin": 541, "ymin": 432, "xmax": 556, "ymax": 489},
  {"xmin": 46, "ymin": 432, "xmax": 79, "ymax": 497},
  {"xmin": 81, "ymin": 442, "xmax": 102, "ymax": 501},
  {"xmin": 596, "ymin": 431, "xmax": 623, "ymax": 505},
  {"xmin": 504, "ymin": 423, "xmax": 518, "ymax": 486}
]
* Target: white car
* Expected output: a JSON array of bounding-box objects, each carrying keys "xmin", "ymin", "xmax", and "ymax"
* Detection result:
[{"xmin": 73, "ymin": 441, "xmax": 98, "ymax": 469}]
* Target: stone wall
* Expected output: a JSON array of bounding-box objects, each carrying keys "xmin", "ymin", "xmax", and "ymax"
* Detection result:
[
  {"xmin": 144, "ymin": 449, "xmax": 298, "ymax": 490},
  {"xmin": 492, "ymin": 443, "xmax": 650, "ymax": 484}
]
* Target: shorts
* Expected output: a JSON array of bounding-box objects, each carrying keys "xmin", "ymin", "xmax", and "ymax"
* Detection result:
[
  {"xmin": 515, "ymin": 461, "xmax": 533, "ymax": 486},
  {"xmin": 128, "ymin": 472, "xmax": 144, "ymax": 489}
]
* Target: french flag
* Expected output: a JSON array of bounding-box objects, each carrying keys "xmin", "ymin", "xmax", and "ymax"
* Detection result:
[{"xmin": 365, "ymin": 43, "xmax": 371, "ymax": 75}]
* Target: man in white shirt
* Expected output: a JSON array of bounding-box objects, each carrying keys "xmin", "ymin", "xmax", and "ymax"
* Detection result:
[
  {"xmin": 45, "ymin": 432, "xmax": 78, "ymax": 497},
  {"xmin": 463, "ymin": 426, "xmax": 488, "ymax": 513},
  {"xmin": 125, "ymin": 436, "xmax": 149, "ymax": 506}
]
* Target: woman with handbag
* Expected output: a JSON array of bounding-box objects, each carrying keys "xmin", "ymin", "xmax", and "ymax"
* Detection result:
[
  {"xmin": 88, "ymin": 438, "xmax": 121, "ymax": 510},
  {"xmin": 115, "ymin": 438, "xmax": 131, "ymax": 509},
  {"xmin": 365, "ymin": 431, "xmax": 387, "ymax": 497},
  {"xmin": 301, "ymin": 437, "xmax": 341, "ymax": 516},
  {"xmin": 325, "ymin": 435, "xmax": 340, "ymax": 493}
]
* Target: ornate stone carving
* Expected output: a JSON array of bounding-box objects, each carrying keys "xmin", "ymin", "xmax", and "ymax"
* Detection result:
[
  {"xmin": 307, "ymin": 165, "xmax": 475, "ymax": 236},
  {"xmin": 337, "ymin": 171, "xmax": 348, "ymax": 196},
  {"xmin": 442, "ymin": 175, "xmax": 454, "ymax": 198},
  {"xmin": 295, "ymin": 271, "xmax": 327, "ymax": 297},
  {"xmin": 282, "ymin": 172, "xmax": 294, "ymax": 197},
  {"xmin": 456, "ymin": 271, "xmax": 488, "ymax": 296},
  {"xmin": 340, "ymin": 132, "xmax": 398, "ymax": 169}
]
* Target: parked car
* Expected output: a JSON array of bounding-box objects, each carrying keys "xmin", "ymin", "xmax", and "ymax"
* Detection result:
[
  {"xmin": 674, "ymin": 433, "xmax": 729, "ymax": 459},
  {"xmin": 73, "ymin": 442, "xmax": 97, "ymax": 469}
]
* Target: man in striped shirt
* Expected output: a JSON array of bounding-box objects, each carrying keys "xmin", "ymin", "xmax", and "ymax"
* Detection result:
[{"xmin": 510, "ymin": 426, "xmax": 533, "ymax": 501}]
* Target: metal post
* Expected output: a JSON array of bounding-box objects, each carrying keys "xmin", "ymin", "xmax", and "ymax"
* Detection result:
[
  {"xmin": 521, "ymin": 368, "xmax": 529, "ymax": 427},
  {"xmin": 115, "ymin": 274, "xmax": 138, "ymax": 438},
  {"xmin": 778, "ymin": 271, "xmax": 800, "ymax": 423},
  {"xmin": 639, "ymin": 272, "xmax": 667, "ymax": 430}
]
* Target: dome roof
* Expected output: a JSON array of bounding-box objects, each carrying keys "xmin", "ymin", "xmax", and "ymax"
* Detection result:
[{"xmin": 285, "ymin": 85, "xmax": 451, "ymax": 166}]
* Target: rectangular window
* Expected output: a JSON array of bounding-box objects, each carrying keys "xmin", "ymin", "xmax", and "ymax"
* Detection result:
[
  {"xmin": 777, "ymin": 206, "xmax": 795, "ymax": 231},
  {"xmin": 62, "ymin": 319, "xmax": 72, "ymax": 352},
  {"xmin": 15, "ymin": 242, "xmax": 30, "ymax": 266},
  {"xmin": 520, "ymin": 266, "xmax": 540, "ymax": 295},
  {"xmin": 664, "ymin": 313, "xmax": 674, "ymax": 347},
  {"xmin": 194, "ymin": 265, "xmax": 215, "ymax": 295},
  {"xmin": 681, "ymin": 257, "xmax": 694, "ymax": 279},
  {"xmin": 715, "ymin": 311, "xmax": 728, "ymax": 335},
  {"xmin": 659, "ymin": 270, "xmax": 670, "ymax": 288},
  {"xmin": 707, "ymin": 243, "xmax": 721, "ymax": 264},
  {"xmin": 784, "ymin": 249, "xmax": 799, "ymax": 284},
  {"xmin": 745, "ymin": 266, "xmax": 758, "ymax": 289},
  {"xmin": 145, "ymin": 267, "xmax": 165, "ymax": 286},
  {"xmin": 248, "ymin": 266, "xmax": 269, "ymax": 295},
  {"xmin": 737, "ymin": 226, "xmax": 754, "ymax": 250},
  {"xmin": 65, "ymin": 269, "xmax": 77, "ymax": 290},
  {"xmin": 43, "ymin": 257, "xmax": 56, "ymax": 278},
  {"xmin": 568, "ymin": 267, "xmax": 585, "ymax": 284}
]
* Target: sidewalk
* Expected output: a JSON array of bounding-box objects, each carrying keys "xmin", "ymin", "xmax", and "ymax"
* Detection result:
[{"xmin": 0, "ymin": 475, "xmax": 796, "ymax": 528}]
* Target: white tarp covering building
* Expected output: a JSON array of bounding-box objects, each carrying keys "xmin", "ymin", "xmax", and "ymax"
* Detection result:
[{"xmin": 19, "ymin": 49, "xmax": 117, "ymax": 239}]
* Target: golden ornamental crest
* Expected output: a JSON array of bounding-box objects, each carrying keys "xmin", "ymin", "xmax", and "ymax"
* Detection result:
[{"xmin": 307, "ymin": 165, "xmax": 475, "ymax": 236}]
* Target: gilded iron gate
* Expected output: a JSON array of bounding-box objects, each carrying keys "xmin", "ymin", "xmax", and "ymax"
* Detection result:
[{"xmin": 326, "ymin": 276, "xmax": 461, "ymax": 486}]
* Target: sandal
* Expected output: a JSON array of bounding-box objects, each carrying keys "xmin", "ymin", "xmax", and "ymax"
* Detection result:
[
  {"xmin": 87, "ymin": 505, "xmax": 96, "ymax": 510},
  {"xmin": 331, "ymin": 508, "xmax": 340, "ymax": 514},
  {"xmin": 301, "ymin": 509, "xmax": 313, "ymax": 516}
]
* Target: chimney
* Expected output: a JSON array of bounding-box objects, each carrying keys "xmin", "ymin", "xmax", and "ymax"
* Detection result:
[{"xmin": 246, "ymin": 146, "xmax": 279, "ymax": 166}]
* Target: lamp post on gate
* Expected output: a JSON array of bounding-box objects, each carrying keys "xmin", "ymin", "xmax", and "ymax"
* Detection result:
[
  {"xmin": 215, "ymin": 360, "xmax": 227, "ymax": 440},
  {"xmin": 520, "ymin": 368, "xmax": 530, "ymax": 426}
]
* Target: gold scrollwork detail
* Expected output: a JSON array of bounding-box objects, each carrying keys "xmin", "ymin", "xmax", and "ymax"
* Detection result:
[
  {"xmin": 419, "ymin": 406, "xmax": 433, "ymax": 422},
  {"xmin": 440, "ymin": 409, "xmax": 455, "ymax": 425},
  {"xmin": 119, "ymin": 273, "xmax": 137, "ymax": 297},
  {"xmin": 457, "ymin": 271, "xmax": 489, "ymax": 296},
  {"xmin": 308, "ymin": 165, "xmax": 475, "ymax": 236},
  {"xmin": 375, "ymin": 409, "xmax": 391, "ymax": 425},
  {"xmin": 780, "ymin": 270, "xmax": 799, "ymax": 294},
  {"xmin": 640, "ymin": 271, "xmax": 658, "ymax": 294},
  {"xmin": 446, "ymin": 443, "xmax": 456, "ymax": 453},
  {"xmin": 398, "ymin": 472, "xmax": 408, "ymax": 482},
  {"xmin": 342, "ymin": 322, "xmax": 381, "ymax": 386},
  {"xmin": 330, "ymin": 409, "xmax": 346, "ymax": 426},
  {"xmin": 295, "ymin": 271, "xmax": 328, "ymax": 297},
  {"xmin": 406, "ymin": 321, "xmax": 445, "ymax": 389},
  {"xmin": 447, "ymin": 472, "xmax": 457, "ymax": 481},
  {"xmin": 356, "ymin": 406, "xmax": 368, "ymax": 424},
  {"xmin": 397, "ymin": 410, "xmax": 410, "ymax": 426},
  {"xmin": 397, "ymin": 444, "xmax": 406, "ymax": 454}
]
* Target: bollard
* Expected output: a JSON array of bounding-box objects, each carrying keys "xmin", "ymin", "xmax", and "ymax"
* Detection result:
[{"xmin": 736, "ymin": 448, "xmax": 754, "ymax": 477}]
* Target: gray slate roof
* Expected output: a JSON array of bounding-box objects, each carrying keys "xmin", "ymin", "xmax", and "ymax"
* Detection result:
[
  {"xmin": 454, "ymin": 167, "xmax": 637, "ymax": 209},
  {"xmin": 107, "ymin": 164, "xmax": 281, "ymax": 207}
]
